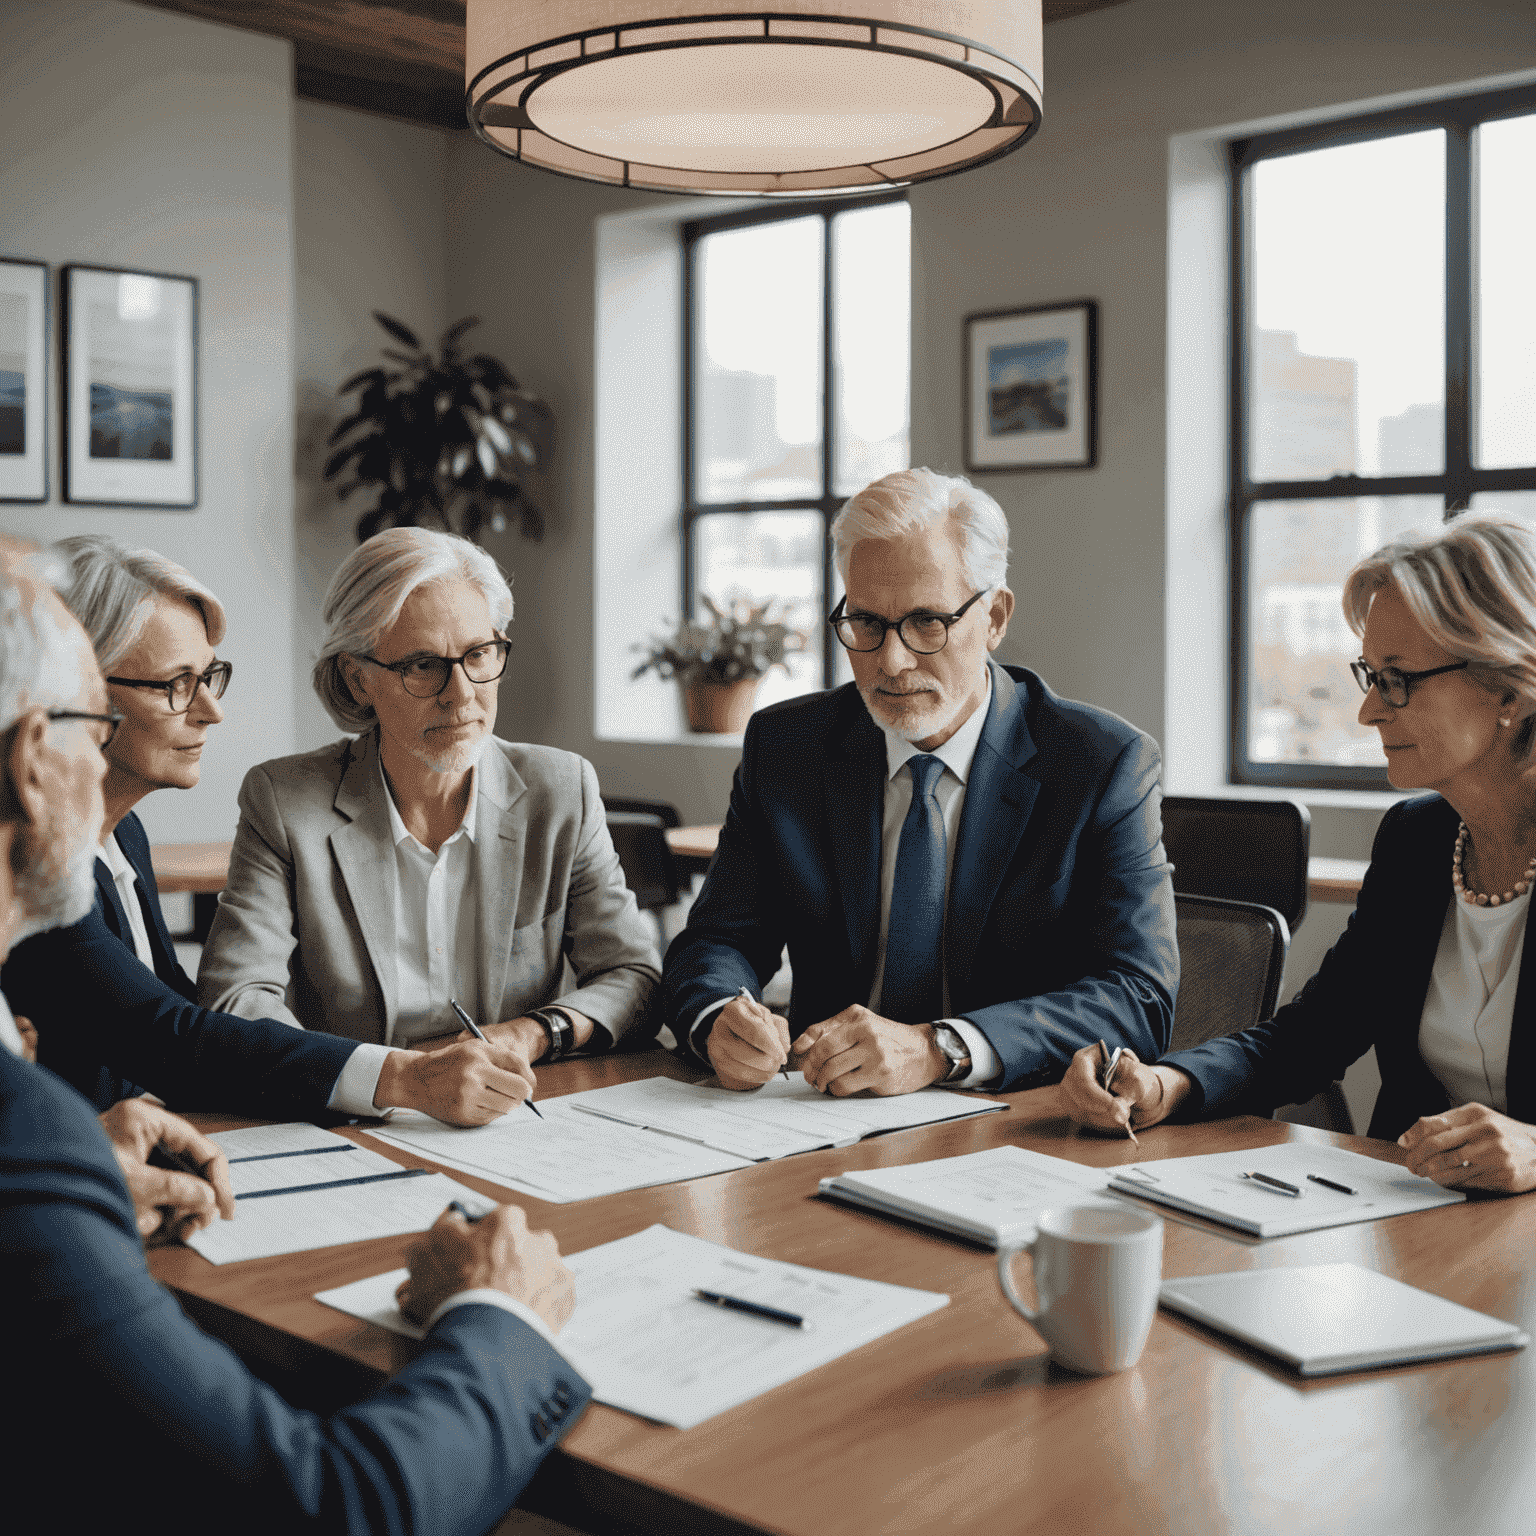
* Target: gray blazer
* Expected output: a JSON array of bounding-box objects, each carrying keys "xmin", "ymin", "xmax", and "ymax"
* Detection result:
[{"xmin": 197, "ymin": 731, "xmax": 659, "ymax": 1048}]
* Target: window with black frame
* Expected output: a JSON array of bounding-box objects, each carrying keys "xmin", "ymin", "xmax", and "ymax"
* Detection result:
[
  {"xmin": 683, "ymin": 194, "xmax": 910, "ymax": 705},
  {"xmin": 1231, "ymin": 84, "xmax": 1536, "ymax": 789}
]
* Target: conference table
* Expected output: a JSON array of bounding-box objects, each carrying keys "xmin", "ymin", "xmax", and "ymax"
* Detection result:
[{"xmin": 151, "ymin": 1049, "xmax": 1536, "ymax": 1536}]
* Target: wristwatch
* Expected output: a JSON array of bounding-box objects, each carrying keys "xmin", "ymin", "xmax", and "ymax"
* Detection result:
[
  {"xmin": 931, "ymin": 1023, "xmax": 971, "ymax": 1084},
  {"xmin": 528, "ymin": 1006, "xmax": 575, "ymax": 1062}
]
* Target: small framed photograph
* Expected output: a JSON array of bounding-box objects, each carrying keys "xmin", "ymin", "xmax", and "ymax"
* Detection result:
[
  {"xmin": 62, "ymin": 264, "xmax": 198, "ymax": 507},
  {"xmin": 0, "ymin": 258, "xmax": 50, "ymax": 503},
  {"xmin": 964, "ymin": 300, "xmax": 1098, "ymax": 473}
]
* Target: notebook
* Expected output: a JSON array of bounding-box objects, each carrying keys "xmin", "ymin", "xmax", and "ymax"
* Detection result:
[{"xmin": 1159, "ymin": 1263, "xmax": 1529, "ymax": 1376}]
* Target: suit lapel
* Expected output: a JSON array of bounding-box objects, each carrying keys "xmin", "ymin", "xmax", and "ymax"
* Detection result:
[
  {"xmin": 822, "ymin": 702, "xmax": 886, "ymax": 989},
  {"xmin": 117, "ymin": 817, "xmax": 179, "ymax": 977},
  {"xmin": 328, "ymin": 732, "xmax": 401, "ymax": 1040},
  {"xmin": 1506, "ymin": 904, "xmax": 1536, "ymax": 1125},
  {"xmin": 475, "ymin": 745, "xmax": 527, "ymax": 1021},
  {"xmin": 948, "ymin": 663, "xmax": 1040, "ymax": 997},
  {"xmin": 94, "ymin": 856, "xmax": 129, "ymax": 941}
]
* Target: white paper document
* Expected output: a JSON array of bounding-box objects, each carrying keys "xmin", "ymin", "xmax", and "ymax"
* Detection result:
[
  {"xmin": 1110, "ymin": 1142, "xmax": 1465, "ymax": 1238},
  {"xmin": 819, "ymin": 1144, "xmax": 1113, "ymax": 1248},
  {"xmin": 366, "ymin": 1098, "xmax": 754, "ymax": 1203},
  {"xmin": 316, "ymin": 1224, "xmax": 949, "ymax": 1429}
]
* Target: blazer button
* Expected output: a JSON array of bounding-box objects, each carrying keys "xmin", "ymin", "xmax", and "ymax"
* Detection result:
[
  {"xmin": 553, "ymin": 1380, "xmax": 576, "ymax": 1408},
  {"xmin": 530, "ymin": 1412, "xmax": 551, "ymax": 1442}
]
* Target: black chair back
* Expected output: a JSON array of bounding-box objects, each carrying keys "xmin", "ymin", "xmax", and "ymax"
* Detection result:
[
  {"xmin": 606, "ymin": 811, "xmax": 681, "ymax": 912},
  {"xmin": 1170, "ymin": 893, "xmax": 1288, "ymax": 1053},
  {"xmin": 1162, "ymin": 795, "xmax": 1312, "ymax": 933},
  {"xmin": 602, "ymin": 796, "xmax": 682, "ymax": 829}
]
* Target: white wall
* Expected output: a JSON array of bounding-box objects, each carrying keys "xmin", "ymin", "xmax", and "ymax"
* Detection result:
[
  {"xmin": 0, "ymin": 0, "xmax": 296, "ymax": 845},
  {"xmin": 291, "ymin": 98, "xmax": 451, "ymax": 749}
]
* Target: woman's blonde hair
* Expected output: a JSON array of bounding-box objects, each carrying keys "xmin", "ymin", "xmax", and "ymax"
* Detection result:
[{"xmin": 1343, "ymin": 515, "xmax": 1536, "ymax": 754}]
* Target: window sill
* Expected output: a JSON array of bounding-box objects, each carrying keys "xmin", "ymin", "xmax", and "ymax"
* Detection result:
[
  {"xmin": 595, "ymin": 732, "xmax": 746, "ymax": 749},
  {"xmin": 1174, "ymin": 782, "xmax": 1412, "ymax": 811}
]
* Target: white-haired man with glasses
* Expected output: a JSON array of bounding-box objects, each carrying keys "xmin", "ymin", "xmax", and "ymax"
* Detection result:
[{"xmin": 664, "ymin": 467, "xmax": 1178, "ymax": 1096}]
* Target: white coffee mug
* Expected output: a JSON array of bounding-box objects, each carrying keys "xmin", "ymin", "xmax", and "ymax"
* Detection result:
[{"xmin": 997, "ymin": 1203, "xmax": 1164, "ymax": 1375}]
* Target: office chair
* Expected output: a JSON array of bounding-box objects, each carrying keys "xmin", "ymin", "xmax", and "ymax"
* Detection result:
[
  {"xmin": 1162, "ymin": 794, "xmax": 1312, "ymax": 934},
  {"xmin": 602, "ymin": 796, "xmax": 683, "ymax": 829},
  {"xmin": 1171, "ymin": 892, "xmax": 1353, "ymax": 1135},
  {"xmin": 606, "ymin": 810, "xmax": 683, "ymax": 916}
]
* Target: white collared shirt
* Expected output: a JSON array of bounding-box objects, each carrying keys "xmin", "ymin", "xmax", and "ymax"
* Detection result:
[
  {"xmin": 98, "ymin": 832, "xmax": 155, "ymax": 967},
  {"xmin": 0, "ymin": 991, "xmax": 26, "ymax": 1057}
]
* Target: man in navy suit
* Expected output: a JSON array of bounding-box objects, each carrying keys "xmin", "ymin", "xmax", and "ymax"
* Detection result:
[
  {"xmin": 0, "ymin": 544, "xmax": 590, "ymax": 1532},
  {"xmin": 664, "ymin": 469, "xmax": 1178, "ymax": 1095}
]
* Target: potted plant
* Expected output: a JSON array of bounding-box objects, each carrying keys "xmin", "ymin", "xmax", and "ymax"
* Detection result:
[
  {"xmin": 322, "ymin": 312, "xmax": 554, "ymax": 544},
  {"xmin": 633, "ymin": 596, "xmax": 807, "ymax": 734}
]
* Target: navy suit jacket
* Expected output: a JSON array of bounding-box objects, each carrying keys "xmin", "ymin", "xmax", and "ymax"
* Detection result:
[
  {"xmin": 663, "ymin": 663, "xmax": 1179, "ymax": 1089},
  {"xmin": 0, "ymin": 1045, "xmax": 590, "ymax": 1535},
  {"xmin": 2, "ymin": 812, "xmax": 359, "ymax": 1116},
  {"xmin": 1166, "ymin": 794, "xmax": 1536, "ymax": 1141}
]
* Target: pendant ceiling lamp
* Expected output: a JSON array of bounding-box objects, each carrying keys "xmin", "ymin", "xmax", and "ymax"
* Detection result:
[{"xmin": 465, "ymin": 2, "xmax": 1042, "ymax": 196}]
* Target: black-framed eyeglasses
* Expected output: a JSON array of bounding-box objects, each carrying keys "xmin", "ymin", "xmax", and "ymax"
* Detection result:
[
  {"xmin": 355, "ymin": 639, "xmax": 511, "ymax": 698},
  {"xmin": 46, "ymin": 707, "xmax": 124, "ymax": 749},
  {"xmin": 830, "ymin": 589, "xmax": 989, "ymax": 655},
  {"xmin": 107, "ymin": 660, "xmax": 233, "ymax": 714},
  {"xmin": 1350, "ymin": 658, "xmax": 1468, "ymax": 709}
]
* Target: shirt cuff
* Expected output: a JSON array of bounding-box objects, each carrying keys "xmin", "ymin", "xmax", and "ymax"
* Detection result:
[
  {"xmin": 688, "ymin": 995, "xmax": 736, "ymax": 1059},
  {"xmin": 944, "ymin": 1018, "xmax": 1002, "ymax": 1089},
  {"xmin": 425, "ymin": 1288, "xmax": 576, "ymax": 1364},
  {"xmin": 326, "ymin": 1043, "xmax": 403, "ymax": 1117}
]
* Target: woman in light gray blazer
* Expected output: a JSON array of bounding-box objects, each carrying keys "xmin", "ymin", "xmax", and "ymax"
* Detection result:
[{"xmin": 198, "ymin": 529, "xmax": 659, "ymax": 1109}]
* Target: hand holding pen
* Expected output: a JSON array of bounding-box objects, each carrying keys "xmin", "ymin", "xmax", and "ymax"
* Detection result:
[
  {"xmin": 450, "ymin": 999, "xmax": 542, "ymax": 1119},
  {"xmin": 706, "ymin": 985, "xmax": 793, "ymax": 1091}
]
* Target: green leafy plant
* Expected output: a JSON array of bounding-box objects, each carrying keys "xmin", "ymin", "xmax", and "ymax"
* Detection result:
[
  {"xmin": 322, "ymin": 312, "xmax": 554, "ymax": 544},
  {"xmin": 632, "ymin": 596, "xmax": 807, "ymax": 687}
]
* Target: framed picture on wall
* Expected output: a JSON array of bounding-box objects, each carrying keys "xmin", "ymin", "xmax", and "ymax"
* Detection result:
[
  {"xmin": 62, "ymin": 264, "xmax": 198, "ymax": 507},
  {"xmin": 964, "ymin": 300, "xmax": 1098, "ymax": 473},
  {"xmin": 0, "ymin": 258, "xmax": 50, "ymax": 503}
]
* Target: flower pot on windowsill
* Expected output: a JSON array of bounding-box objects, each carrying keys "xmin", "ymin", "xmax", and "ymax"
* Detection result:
[{"xmin": 682, "ymin": 677, "xmax": 760, "ymax": 735}]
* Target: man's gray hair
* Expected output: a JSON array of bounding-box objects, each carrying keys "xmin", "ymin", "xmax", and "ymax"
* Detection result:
[
  {"xmin": 313, "ymin": 527, "xmax": 515, "ymax": 732},
  {"xmin": 0, "ymin": 546, "xmax": 88, "ymax": 733},
  {"xmin": 54, "ymin": 533, "xmax": 226, "ymax": 671},
  {"xmin": 831, "ymin": 468, "xmax": 1011, "ymax": 592}
]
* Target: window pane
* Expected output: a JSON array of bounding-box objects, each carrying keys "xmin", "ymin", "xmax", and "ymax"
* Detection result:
[
  {"xmin": 1248, "ymin": 497, "xmax": 1443, "ymax": 768},
  {"xmin": 832, "ymin": 201, "xmax": 910, "ymax": 496},
  {"xmin": 693, "ymin": 511, "xmax": 823, "ymax": 710},
  {"xmin": 1250, "ymin": 132, "xmax": 1445, "ymax": 481},
  {"xmin": 1470, "ymin": 491, "xmax": 1536, "ymax": 522},
  {"xmin": 695, "ymin": 217, "xmax": 823, "ymax": 503},
  {"xmin": 1476, "ymin": 113, "xmax": 1536, "ymax": 469}
]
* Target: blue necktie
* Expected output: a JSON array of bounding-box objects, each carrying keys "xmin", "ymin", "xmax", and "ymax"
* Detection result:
[{"xmin": 881, "ymin": 754, "xmax": 947, "ymax": 1023}]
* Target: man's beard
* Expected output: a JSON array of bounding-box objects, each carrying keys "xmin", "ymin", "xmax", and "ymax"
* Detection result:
[
  {"xmin": 409, "ymin": 728, "xmax": 487, "ymax": 777},
  {"xmin": 859, "ymin": 680, "xmax": 966, "ymax": 745},
  {"xmin": 12, "ymin": 811, "xmax": 102, "ymax": 943}
]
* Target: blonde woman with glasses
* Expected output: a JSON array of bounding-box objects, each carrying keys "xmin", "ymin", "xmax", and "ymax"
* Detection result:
[{"xmin": 1065, "ymin": 515, "xmax": 1536, "ymax": 1196}]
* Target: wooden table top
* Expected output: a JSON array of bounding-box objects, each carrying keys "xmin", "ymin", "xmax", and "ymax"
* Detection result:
[{"xmin": 151, "ymin": 1049, "xmax": 1536, "ymax": 1536}]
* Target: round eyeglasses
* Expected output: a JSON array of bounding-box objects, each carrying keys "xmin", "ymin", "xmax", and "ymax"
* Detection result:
[
  {"xmin": 106, "ymin": 661, "xmax": 233, "ymax": 715},
  {"xmin": 1350, "ymin": 658, "xmax": 1468, "ymax": 709},
  {"xmin": 46, "ymin": 707, "xmax": 125, "ymax": 749},
  {"xmin": 356, "ymin": 639, "xmax": 511, "ymax": 698},
  {"xmin": 829, "ymin": 589, "xmax": 988, "ymax": 655}
]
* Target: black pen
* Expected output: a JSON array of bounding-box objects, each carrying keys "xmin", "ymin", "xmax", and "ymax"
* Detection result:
[
  {"xmin": 739, "ymin": 985, "xmax": 789, "ymax": 1079},
  {"xmin": 693, "ymin": 1288, "xmax": 807, "ymax": 1328},
  {"xmin": 1242, "ymin": 1170, "xmax": 1303, "ymax": 1197},
  {"xmin": 450, "ymin": 998, "xmax": 543, "ymax": 1119},
  {"xmin": 448, "ymin": 1200, "xmax": 487, "ymax": 1223},
  {"xmin": 1307, "ymin": 1174, "xmax": 1358, "ymax": 1195},
  {"xmin": 150, "ymin": 1141, "xmax": 212, "ymax": 1181}
]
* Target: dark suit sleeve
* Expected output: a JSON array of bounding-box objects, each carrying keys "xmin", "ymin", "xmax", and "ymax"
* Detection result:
[
  {"xmin": 962, "ymin": 730, "xmax": 1179, "ymax": 1088},
  {"xmin": 1, "ymin": 1058, "xmax": 591, "ymax": 1536},
  {"xmin": 1162, "ymin": 801, "xmax": 1410, "ymax": 1118},
  {"xmin": 5, "ymin": 909, "xmax": 359, "ymax": 1117}
]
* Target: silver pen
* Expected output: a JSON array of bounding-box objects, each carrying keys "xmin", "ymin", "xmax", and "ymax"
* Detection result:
[
  {"xmin": 738, "ymin": 985, "xmax": 789, "ymax": 1079},
  {"xmin": 1096, "ymin": 1038, "xmax": 1139, "ymax": 1145},
  {"xmin": 451, "ymin": 997, "xmax": 542, "ymax": 1119}
]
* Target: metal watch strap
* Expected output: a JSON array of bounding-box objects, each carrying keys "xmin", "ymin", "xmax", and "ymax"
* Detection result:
[
  {"xmin": 530, "ymin": 1007, "xmax": 574, "ymax": 1061},
  {"xmin": 932, "ymin": 1023, "xmax": 970, "ymax": 1083}
]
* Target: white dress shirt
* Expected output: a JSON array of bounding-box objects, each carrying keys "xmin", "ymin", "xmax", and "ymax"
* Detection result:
[
  {"xmin": 98, "ymin": 832, "xmax": 155, "ymax": 967},
  {"xmin": 693, "ymin": 669, "xmax": 1002, "ymax": 1088},
  {"xmin": 0, "ymin": 990, "xmax": 26, "ymax": 1058},
  {"xmin": 1418, "ymin": 890, "xmax": 1526, "ymax": 1113}
]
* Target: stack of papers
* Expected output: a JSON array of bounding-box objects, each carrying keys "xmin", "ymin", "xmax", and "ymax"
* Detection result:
[
  {"xmin": 819, "ymin": 1144, "xmax": 1113, "ymax": 1247},
  {"xmin": 187, "ymin": 1122, "xmax": 496, "ymax": 1264},
  {"xmin": 367, "ymin": 1074, "xmax": 1006, "ymax": 1204},
  {"xmin": 316, "ymin": 1223, "xmax": 950, "ymax": 1428},
  {"xmin": 1110, "ymin": 1143, "xmax": 1465, "ymax": 1238}
]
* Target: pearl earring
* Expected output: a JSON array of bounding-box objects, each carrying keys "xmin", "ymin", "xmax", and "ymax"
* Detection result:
[{"xmin": 1499, "ymin": 718, "xmax": 1511, "ymax": 728}]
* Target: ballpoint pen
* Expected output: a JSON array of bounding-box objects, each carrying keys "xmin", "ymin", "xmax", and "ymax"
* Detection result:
[
  {"xmin": 451, "ymin": 997, "xmax": 543, "ymax": 1118},
  {"xmin": 693, "ymin": 1288, "xmax": 807, "ymax": 1328},
  {"xmin": 1097, "ymin": 1038, "xmax": 1139, "ymax": 1145},
  {"xmin": 1242, "ymin": 1170, "xmax": 1303, "ymax": 1197},
  {"xmin": 448, "ymin": 1200, "xmax": 487, "ymax": 1223},
  {"xmin": 1306, "ymin": 1174, "xmax": 1358, "ymax": 1195},
  {"xmin": 739, "ymin": 984, "xmax": 789, "ymax": 1079}
]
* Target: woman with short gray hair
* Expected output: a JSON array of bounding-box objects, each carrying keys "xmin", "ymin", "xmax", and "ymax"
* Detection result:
[
  {"xmin": 199, "ymin": 527, "xmax": 659, "ymax": 1110},
  {"xmin": 1064, "ymin": 514, "xmax": 1536, "ymax": 1197}
]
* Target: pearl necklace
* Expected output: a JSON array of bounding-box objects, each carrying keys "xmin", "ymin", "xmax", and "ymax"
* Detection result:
[{"xmin": 1452, "ymin": 822, "xmax": 1536, "ymax": 907}]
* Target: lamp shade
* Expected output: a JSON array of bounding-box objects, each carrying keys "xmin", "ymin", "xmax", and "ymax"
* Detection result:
[{"xmin": 465, "ymin": 1, "xmax": 1043, "ymax": 195}]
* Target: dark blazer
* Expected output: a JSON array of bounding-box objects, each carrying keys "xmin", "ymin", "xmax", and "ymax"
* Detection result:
[
  {"xmin": 1166, "ymin": 794, "xmax": 1536, "ymax": 1141},
  {"xmin": 0, "ymin": 1044, "xmax": 590, "ymax": 1535},
  {"xmin": 2, "ymin": 812, "xmax": 359, "ymax": 1116},
  {"xmin": 663, "ymin": 662, "xmax": 1179, "ymax": 1089}
]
